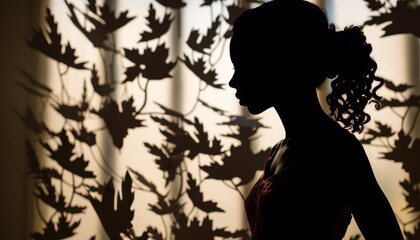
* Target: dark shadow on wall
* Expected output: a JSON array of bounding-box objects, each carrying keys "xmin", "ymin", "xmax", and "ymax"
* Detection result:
[
  {"xmin": 0, "ymin": 1, "xmax": 46, "ymax": 239},
  {"xmin": 6, "ymin": 0, "xmax": 420, "ymax": 239}
]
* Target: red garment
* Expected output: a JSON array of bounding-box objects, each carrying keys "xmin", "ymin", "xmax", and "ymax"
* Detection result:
[{"xmin": 245, "ymin": 138, "xmax": 352, "ymax": 240}]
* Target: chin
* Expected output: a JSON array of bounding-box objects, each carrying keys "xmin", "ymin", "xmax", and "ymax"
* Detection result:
[
  {"xmin": 246, "ymin": 106, "xmax": 268, "ymax": 115},
  {"xmin": 239, "ymin": 100, "xmax": 271, "ymax": 115}
]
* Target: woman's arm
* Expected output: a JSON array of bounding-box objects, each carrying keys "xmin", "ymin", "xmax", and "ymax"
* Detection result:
[{"xmin": 342, "ymin": 135, "xmax": 404, "ymax": 239}]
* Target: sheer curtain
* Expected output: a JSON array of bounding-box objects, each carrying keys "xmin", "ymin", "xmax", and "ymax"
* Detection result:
[
  {"xmin": 1, "ymin": 0, "xmax": 418, "ymax": 239},
  {"xmin": 0, "ymin": 1, "xmax": 48, "ymax": 239}
]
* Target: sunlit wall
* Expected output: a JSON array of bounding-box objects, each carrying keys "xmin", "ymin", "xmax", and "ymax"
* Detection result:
[{"xmin": 1, "ymin": 0, "xmax": 418, "ymax": 239}]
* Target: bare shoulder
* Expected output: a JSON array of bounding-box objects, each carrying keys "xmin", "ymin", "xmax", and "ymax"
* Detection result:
[
  {"xmin": 325, "ymin": 127, "xmax": 369, "ymax": 161},
  {"xmin": 324, "ymin": 127, "xmax": 373, "ymax": 171}
]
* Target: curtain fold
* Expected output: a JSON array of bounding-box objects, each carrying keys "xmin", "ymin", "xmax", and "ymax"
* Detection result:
[{"xmin": 1, "ymin": 0, "xmax": 419, "ymax": 239}]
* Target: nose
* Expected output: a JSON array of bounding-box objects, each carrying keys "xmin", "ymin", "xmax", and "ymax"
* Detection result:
[{"xmin": 228, "ymin": 72, "xmax": 237, "ymax": 89}]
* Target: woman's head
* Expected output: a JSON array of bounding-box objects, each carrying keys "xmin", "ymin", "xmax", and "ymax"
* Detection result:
[
  {"xmin": 229, "ymin": 0, "xmax": 383, "ymax": 133},
  {"xmin": 229, "ymin": 0, "xmax": 330, "ymax": 114}
]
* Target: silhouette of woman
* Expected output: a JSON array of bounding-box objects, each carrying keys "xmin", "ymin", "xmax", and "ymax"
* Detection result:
[{"xmin": 228, "ymin": 0, "xmax": 404, "ymax": 239}]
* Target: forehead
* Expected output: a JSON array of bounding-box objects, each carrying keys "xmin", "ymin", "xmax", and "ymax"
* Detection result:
[
  {"xmin": 229, "ymin": 32, "xmax": 248, "ymax": 65},
  {"xmin": 229, "ymin": 32, "xmax": 243, "ymax": 53}
]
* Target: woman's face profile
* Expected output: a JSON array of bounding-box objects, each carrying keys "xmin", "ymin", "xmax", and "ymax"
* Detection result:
[
  {"xmin": 229, "ymin": 29, "xmax": 291, "ymax": 115},
  {"xmin": 228, "ymin": 32, "xmax": 276, "ymax": 115}
]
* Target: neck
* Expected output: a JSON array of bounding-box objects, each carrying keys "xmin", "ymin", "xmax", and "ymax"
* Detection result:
[{"xmin": 273, "ymin": 88, "xmax": 339, "ymax": 139}]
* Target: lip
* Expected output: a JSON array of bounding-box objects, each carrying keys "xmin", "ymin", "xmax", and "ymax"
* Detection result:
[
  {"xmin": 234, "ymin": 91, "xmax": 245, "ymax": 105},
  {"xmin": 236, "ymin": 96, "xmax": 243, "ymax": 104}
]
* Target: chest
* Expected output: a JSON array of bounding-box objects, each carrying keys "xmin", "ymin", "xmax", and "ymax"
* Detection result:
[{"xmin": 269, "ymin": 139, "xmax": 322, "ymax": 176}]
